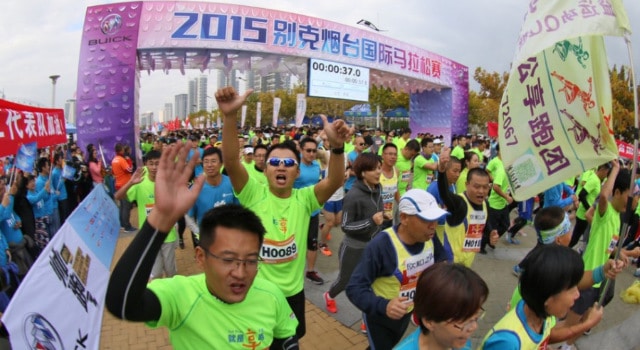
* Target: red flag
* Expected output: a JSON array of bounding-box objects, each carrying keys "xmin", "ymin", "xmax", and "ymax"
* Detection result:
[{"xmin": 486, "ymin": 121, "xmax": 498, "ymax": 138}]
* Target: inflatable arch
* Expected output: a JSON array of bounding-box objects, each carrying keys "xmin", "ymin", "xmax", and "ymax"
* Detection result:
[{"xmin": 76, "ymin": 1, "xmax": 468, "ymax": 161}]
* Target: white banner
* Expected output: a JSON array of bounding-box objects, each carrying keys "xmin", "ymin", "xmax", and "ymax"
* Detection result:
[
  {"xmin": 256, "ymin": 102, "xmax": 262, "ymax": 128},
  {"xmin": 2, "ymin": 186, "xmax": 119, "ymax": 350},
  {"xmin": 295, "ymin": 94, "xmax": 307, "ymax": 127},
  {"xmin": 273, "ymin": 97, "xmax": 281, "ymax": 128},
  {"xmin": 241, "ymin": 105, "xmax": 247, "ymax": 128},
  {"xmin": 216, "ymin": 116, "xmax": 221, "ymax": 129},
  {"xmin": 206, "ymin": 119, "xmax": 211, "ymax": 129}
]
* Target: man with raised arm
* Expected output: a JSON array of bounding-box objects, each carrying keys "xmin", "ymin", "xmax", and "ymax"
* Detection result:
[
  {"xmin": 106, "ymin": 143, "xmax": 299, "ymax": 349},
  {"xmin": 216, "ymin": 86, "xmax": 350, "ymax": 339}
]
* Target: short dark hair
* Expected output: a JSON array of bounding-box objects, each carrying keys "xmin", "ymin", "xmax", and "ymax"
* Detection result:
[
  {"xmin": 420, "ymin": 137, "xmax": 434, "ymax": 148},
  {"xmin": 144, "ymin": 150, "xmax": 161, "ymax": 162},
  {"xmin": 519, "ymin": 245, "xmax": 583, "ymax": 319},
  {"xmin": 353, "ymin": 153, "xmax": 381, "ymax": 180},
  {"xmin": 265, "ymin": 140, "xmax": 300, "ymax": 164},
  {"xmin": 299, "ymin": 137, "xmax": 317, "ymax": 150},
  {"xmin": 115, "ymin": 143, "xmax": 124, "ymax": 153},
  {"xmin": 415, "ymin": 263, "xmax": 488, "ymax": 335},
  {"xmin": 36, "ymin": 157, "xmax": 50, "ymax": 173},
  {"xmin": 253, "ymin": 144, "xmax": 268, "ymax": 154},
  {"xmin": 382, "ymin": 143, "xmax": 397, "ymax": 153},
  {"xmin": 404, "ymin": 139, "xmax": 420, "ymax": 153},
  {"xmin": 466, "ymin": 168, "xmax": 490, "ymax": 183},
  {"xmin": 202, "ymin": 147, "xmax": 222, "ymax": 163},
  {"xmin": 613, "ymin": 168, "xmax": 631, "ymax": 196},
  {"xmin": 199, "ymin": 204, "xmax": 266, "ymax": 249}
]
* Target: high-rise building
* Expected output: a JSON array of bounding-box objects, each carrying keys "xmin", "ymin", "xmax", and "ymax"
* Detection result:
[
  {"xmin": 164, "ymin": 103, "xmax": 173, "ymax": 122},
  {"xmin": 188, "ymin": 79, "xmax": 198, "ymax": 115},
  {"xmin": 64, "ymin": 99, "xmax": 76, "ymax": 124},
  {"xmin": 140, "ymin": 111, "xmax": 154, "ymax": 128},
  {"xmin": 175, "ymin": 94, "xmax": 188, "ymax": 120},
  {"xmin": 245, "ymin": 70, "xmax": 256, "ymax": 91},
  {"xmin": 216, "ymin": 69, "xmax": 228, "ymax": 89},
  {"xmin": 197, "ymin": 75, "xmax": 208, "ymax": 111}
]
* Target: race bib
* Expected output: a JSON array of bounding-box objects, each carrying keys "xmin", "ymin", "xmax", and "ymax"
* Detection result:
[
  {"xmin": 463, "ymin": 210, "xmax": 486, "ymax": 253},
  {"xmin": 261, "ymin": 235, "xmax": 298, "ymax": 264},
  {"xmin": 426, "ymin": 174, "xmax": 434, "ymax": 185},
  {"xmin": 145, "ymin": 204, "xmax": 154, "ymax": 216},
  {"xmin": 401, "ymin": 171, "xmax": 411, "ymax": 183},
  {"xmin": 398, "ymin": 250, "xmax": 434, "ymax": 302}
]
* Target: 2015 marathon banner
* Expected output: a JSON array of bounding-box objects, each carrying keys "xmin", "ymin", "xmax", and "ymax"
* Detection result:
[
  {"xmin": 499, "ymin": 0, "xmax": 630, "ymax": 200},
  {"xmin": 1, "ymin": 186, "xmax": 119, "ymax": 349},
  {"xmin": 0, "ymin": 99, "xmax": 67, "ymax": 158}
]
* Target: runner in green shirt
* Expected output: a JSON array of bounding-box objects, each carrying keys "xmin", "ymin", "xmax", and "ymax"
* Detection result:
[
  {"xmin": 396, "ymin": 139, "xmax": 420, "ymax": 196},
  {"xmin": 411, "ymin": 137, "xmax": 437, "ymax": 191},
  {"xmin": 106, "ymin": 143, "xmax": 299, "ymax": 349},
  {"xmin": 217, "ymin": 86, "xmax": 351, "ymax": 339}
]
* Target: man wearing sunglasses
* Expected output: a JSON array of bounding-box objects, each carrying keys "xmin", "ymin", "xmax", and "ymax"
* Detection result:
[
  {"xmin": 107, "ymin": 144, "xmax": 299, "ymax": 349},
  {"xmin": 217, "ymin": 86, "xmax": 351, "ymax": 339}
]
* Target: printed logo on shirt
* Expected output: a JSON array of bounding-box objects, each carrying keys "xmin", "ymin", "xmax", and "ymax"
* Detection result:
[{"xmin": 226, "ymin": 328, "xmax": 265, "ymax": 349}]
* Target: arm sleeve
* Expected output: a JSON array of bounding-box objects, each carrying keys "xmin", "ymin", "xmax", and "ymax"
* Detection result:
[
  {"xmin": 105, "ymin": 220, "xmax": 165, "ymax": 322},
  {"xmin": 26, "ymin": 188, "xmax": 48, "ymax": 205},
  {"xmin": 345, "ymin": 235, "xmax": 395, "ymax": 317},
  {"xmin": 578, "ymin": 188, "xmax": 590, "ymax": 210},
  {"xmin": 437, "ymin": 170, "xmax": 467, "ymax": 226},
  {"xmin": 271, "ymin": 336, "xmax": 299, "ymax": 350}
]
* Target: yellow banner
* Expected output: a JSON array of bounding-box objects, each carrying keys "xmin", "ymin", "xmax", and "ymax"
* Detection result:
[{"xmin": 500, "ymin": 36, "xmax": 618, "ymax": 200}]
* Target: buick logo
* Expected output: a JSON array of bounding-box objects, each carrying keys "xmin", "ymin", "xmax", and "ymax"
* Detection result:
[
  {"xmin": 23, "ymin": 313, "xmax": 64, "ymax": 350},
  {"xmin": 101, "ymin": 13, "xmax": 122, "ymax": 35}
]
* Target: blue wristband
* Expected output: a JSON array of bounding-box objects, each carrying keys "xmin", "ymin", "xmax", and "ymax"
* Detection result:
[{"xmin": 593, "ymin": 265, "xmax": 605, "ymax": 284}]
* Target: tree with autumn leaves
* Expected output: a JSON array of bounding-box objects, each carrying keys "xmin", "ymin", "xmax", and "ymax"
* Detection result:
[{"xmin": 468, "ymin": 66, "xmax": 638, "ymax": 139}]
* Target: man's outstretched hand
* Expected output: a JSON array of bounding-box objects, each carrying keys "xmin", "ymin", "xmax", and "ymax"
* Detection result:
[
  {"xmin": 215, "ymin": 86, "xmax": 253, "ymax": 118},
  {"xmin": 147, "ymin": 143, "xmax": 205, "ymax": 233}
]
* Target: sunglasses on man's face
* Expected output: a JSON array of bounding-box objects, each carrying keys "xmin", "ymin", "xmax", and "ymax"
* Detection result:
[{"xmin": 267, "ymin": 157, "xmax": 298, "ymax": 167}]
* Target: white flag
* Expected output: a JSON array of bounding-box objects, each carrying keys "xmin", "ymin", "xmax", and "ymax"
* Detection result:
[
  {"xmin": 2, "ymin": 186, "xmax": 119, "ymax": 350},
  {"xmin": 295, "ymin": 94, "xmax": 307, "ymax": 127},
  {"xmin": 217, "ymin": 116, "xmax": 222, "ymax": 129},
  {"xmin": 256, "ymin": 102, "xmax": 262, "ymax": 128},
  {"xmin": 273, "ymin": 97, "xmax": 281, "ymax": 127},
  {"xmin": 241, "ymin": 105, "xmax": 247, "ymax": 128}
]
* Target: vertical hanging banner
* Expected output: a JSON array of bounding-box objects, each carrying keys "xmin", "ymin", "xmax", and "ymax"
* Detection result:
[
  {"xmin": 295, "ymin": 94, "xmax": 307, "ymax": 127},
  {"xmin": 273, "ymin": 98, "xmax": 282, "ymax": 127},
  {"xmin": 256, "ymin": 102, "xmax": 262, "ymax": 128},
  {"xmin": 241, "ymin": 105, "xmax": 247, "ymax": 128},
  {"xmin": 499, "ymin": 0, "xmax": 630, "ymax": 200},
  {"xmin": 2, "ymin": 186, "xmax": 119, "ymax": 350},
  {"xmin": 217, "ymin": 116, "xmax": 222, "ymax": 129}
]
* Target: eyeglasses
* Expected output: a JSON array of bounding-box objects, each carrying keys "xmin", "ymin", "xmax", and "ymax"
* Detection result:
[
  {"xmin": 452, "ymin": 308, "xmax": 485, "ymax": 332},
  {"xmin": 267, "ymin": 157, "xmax": 298, "ymax": 167},
  {"xmin": 202, "ymin": 248, "xmax": 262, "ymax": 272},
  {"xmin": 358, "ymin": 143, "xmax": 366, "ymax": 146},
  {"xmin": 304, "ymin": 149, "xmax": 317, "ymax": 153}
]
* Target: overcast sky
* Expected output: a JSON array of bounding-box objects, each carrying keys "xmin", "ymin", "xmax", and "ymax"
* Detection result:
[{"xmin": 1, "ymin": 0, "xmax": 638, "ymax": 117}]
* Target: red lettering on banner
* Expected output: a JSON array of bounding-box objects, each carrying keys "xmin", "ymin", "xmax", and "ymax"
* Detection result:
[{"xmin": 0, "ymin": 99, "xmax": 67, "ymax": 157}]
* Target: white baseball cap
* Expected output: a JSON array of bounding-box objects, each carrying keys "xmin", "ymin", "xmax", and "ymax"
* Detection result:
[
  {"xmin": 243, "ymin": 147, "xmax": 254, "ymax": 154},
  {"xmin": 433, "ymin": 139, "xmax": 443, "ymax": 145},
  {"xmin": 398, "ymin": 189, "xmax": 449, "ymax": 221}
]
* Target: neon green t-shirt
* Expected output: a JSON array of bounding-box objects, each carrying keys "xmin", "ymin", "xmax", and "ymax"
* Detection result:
[
  {"xmin": 395, "ymin": 152, "xmax": 413, "ymax": 196},
  {"xmin": 488, "ymin": 163, "xmax": 509, "ymax": 210},
  {"xmin": 246, "ymin": 165, "xmax": 268, "ymax": 186},
  {"xmin": 127, "ymin": 175, "xmax": 176, "ymax": 242},
  {"xmin": 147, "ymin": 275, "xmax": 298, "ymax": 349},
  {"xmin": 412, "ymin": 154, "xmax": 435, "ymax": 191},
  {"xmin": 236, "ymin": 177, "xmax": 321, "ymax": 297},
  {"xmin": 394, "ymin": 137, "xmax": 409, "ymax": 152},
  {"xmin": 485, "ymin": 157, "xmax": 502, "ymax": 178},
  {"xmin": 457, "ymin": 168, "xmax": 469, "ymax": 193},
  {"xmin": 451, "ymin": 145, "xmax": 464, "ymax": 160},
  {"xmin": 582, "ymin": 202, "xmax": 619, "ymax": 287},
  {"xmin": 576, "ymin": 171, "xmax": 601, "ymax": 220}
]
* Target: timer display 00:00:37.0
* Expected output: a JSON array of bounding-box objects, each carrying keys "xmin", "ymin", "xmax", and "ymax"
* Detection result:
[{"xmin": 311, "ymin": 61, "xmax": 361, "ymax": 76}]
